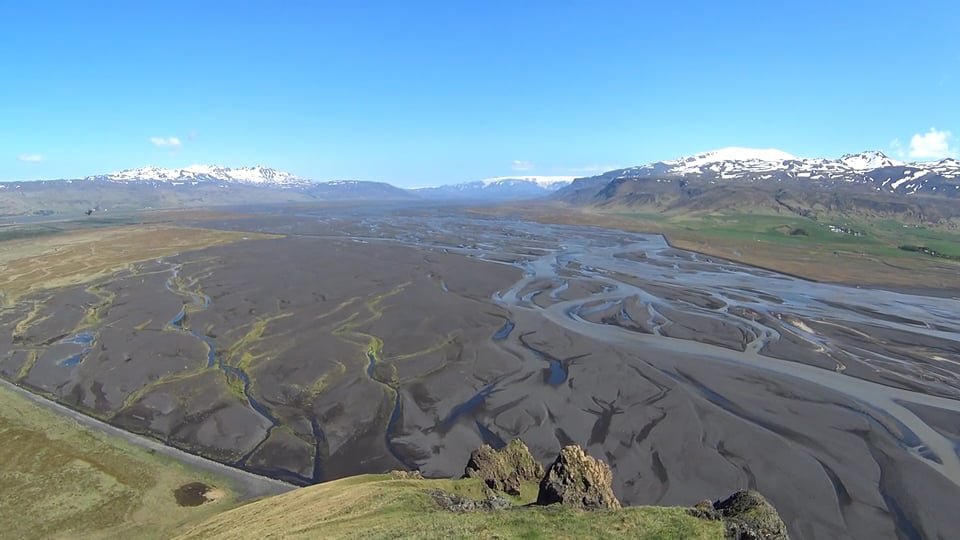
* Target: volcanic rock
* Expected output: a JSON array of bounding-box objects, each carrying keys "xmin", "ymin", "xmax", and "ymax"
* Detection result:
[
  {"xmin": 702, "ymin": 490, "xmax": 789, "ymax": 539},
  {"xmin": 536, "ymin": 444, "xmax": 621, "ymax": 510},
  {"xmin": 463, "ymin": 439, "xmax": 544, "ymax": 496}
]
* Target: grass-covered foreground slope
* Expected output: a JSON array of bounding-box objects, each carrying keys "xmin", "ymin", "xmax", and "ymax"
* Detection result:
[
  {"xmin": 0, "ymin": 383, "xmax": 242, "ymax": 540},
  {"xmin": 0, "ymin": 381, "xmax": 724, "ymax": 540},
  {"xmin": 176, "ymin": 474, "xmax": 724, "ymax": 540},
  {"xmin": 0, "ymin": 377, "xmax": 728, "ymax": 540}
]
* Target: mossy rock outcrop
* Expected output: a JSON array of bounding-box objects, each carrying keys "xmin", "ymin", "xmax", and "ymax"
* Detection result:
[
  {"xmin": 463, "ymin": 439, "xmax": 544, "ymax": 496},
  {"xmin": 536, "ymin": 444, "xmax": 621, "ymax": 510},
  {"xmin": 691, "ymin": 490, "xmax": 789, "ymax": 540}
]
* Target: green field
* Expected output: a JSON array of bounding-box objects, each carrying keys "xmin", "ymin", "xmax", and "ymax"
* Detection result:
[
  {"xmin": 0, "ymin": 225, "xmax": 63, "ymax": 243},
  {"xmin": 615, "ymin": 212, "xmax": 960, "ymax": 260},
  {"xmin": 0, "ymin": 215, "xmax": 146, "ymax": 243},
  {"xmin": 514, "ymin": 205, "xmax": 960, "ymax": 289},
  {"xmin": 0, "ymin": 384, "xmax": 241, "ymax": 539}
]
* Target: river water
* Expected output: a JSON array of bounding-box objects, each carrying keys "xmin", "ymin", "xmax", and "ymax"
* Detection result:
[
  {"xmin": 172, "ymin": 209, "xmax": 960, "ymax": 538},
  {"xmin": 302, "ymin": 212, "xmax": 960, "ymax": 538}
]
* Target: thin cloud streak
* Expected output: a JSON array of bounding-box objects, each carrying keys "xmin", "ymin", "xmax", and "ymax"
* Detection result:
[{"xmin": 149, "ymin": 136, "xmax": 182, "ymax": 149}]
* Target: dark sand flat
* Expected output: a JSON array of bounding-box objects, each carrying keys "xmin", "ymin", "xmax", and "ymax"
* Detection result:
[{"xmin": 1, "ymin": 207, "xmax": 959, "ymax": 539}]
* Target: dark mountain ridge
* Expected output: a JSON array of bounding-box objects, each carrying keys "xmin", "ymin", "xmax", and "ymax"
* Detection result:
[{"xmin": 552, "ymin": 149, "xmax": 960, "ymax": 224}]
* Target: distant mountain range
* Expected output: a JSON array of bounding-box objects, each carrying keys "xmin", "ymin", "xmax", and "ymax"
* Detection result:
[
  {"xmin": 590, "ymin": 148, "xmax": 959, "ymax": 195},
  {"xmin": 554, "ymin": 148, "xmax": 960, "ymax": 224},
  {"xmin": 0, "ymin": 166, "xmax": 581, "ymax": 216},
  {"xmin": 2, "ymin": 152, "xmax": 959, "ymax": 221},
  {"xmin": 89, "ymin": 165, "xmax": 309, "ymax": 186},
  {"xmin": 413, "ymin": 176, "xmax": 576, "ymax": 200},
  {"xmin": 0, "ymin": 166, "xmax": 416, "ymax": 216},
  {"xmin": 91, "ymin": 167, "xmax": 577, "ymax": 200}
]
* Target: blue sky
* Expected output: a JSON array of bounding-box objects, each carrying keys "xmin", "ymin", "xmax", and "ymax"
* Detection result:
[{"xmin": 2, "ymin": 1, "xmax": 958, "ymax": 186}]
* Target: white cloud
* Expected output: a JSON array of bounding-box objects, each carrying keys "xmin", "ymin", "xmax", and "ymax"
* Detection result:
[
  {"xmin": 150, "ymin": 136, "xmax": 182, "ymax": 149},
  {"xmin": 17, "ymin": 153, "xmax": 44, "ymax": 163},
  {"xmin": 511, "ymin": 160, "xmax": 533, "ymax": 171},
  {"xmin": 908, "ymin": 128, "xmax": 955, "ymax": 159}
]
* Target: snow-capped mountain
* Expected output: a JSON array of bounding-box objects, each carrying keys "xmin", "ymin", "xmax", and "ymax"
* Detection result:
[
  {"xmin": 600, "ymin": 148, "xmax": 959, "ymax": 196},
  {"xmin": 87, "ymin": 165, "xmax": 309, "ymax": 186},
  {"xmin": 838, "ymin": 150, "xmax": 903, "ymax": 170},
  {"xmin": 414, "ymin": 175, "xmax": 575, "ymax": 200},
  {"xmin": 480, "ymin": 175, "xmax": 576, "ymax": 190},
  {"xmin": 6, "ymin": 150, "xmax": 960, "ymax": 219},
  {"xmin": 45, "ymin": 165, "xmax": 416, "ymax": 211},
  {"xmin": 554, "ymin": 147, "xmax": 960, "ymax": 224},
  {"xmin": 664, "ymin": 147, "xmax": 797, "ymax": 174}
]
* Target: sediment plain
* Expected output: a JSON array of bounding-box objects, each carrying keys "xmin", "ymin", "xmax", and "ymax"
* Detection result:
[{"xmin": 2, "ymin": 205, "xmax": 959, "ymax": 539}]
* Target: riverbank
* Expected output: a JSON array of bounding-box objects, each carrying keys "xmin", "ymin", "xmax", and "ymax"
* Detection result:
[
  {"xmin": 473, "ymin": 204, "xmax": 960, "ymax": 295},
  {"xmin": 0, "ymin": 379, "xmax": 287, "ymax": 539},
  {"xmin": 0, "ymin": 378, "xmax": 294, "ymax": 500}
]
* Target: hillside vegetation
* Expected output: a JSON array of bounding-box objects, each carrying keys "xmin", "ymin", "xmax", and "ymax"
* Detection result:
[
  {"xmin": 0, "ymin": 383, "xmax": 729, "ymax": 539},
  {"xmin": 175, "ymin": 474, "xmax": 725, "ymax": 540},
  {"xmin": 0, "ymin": 383, "xmax": 242, "ymax": 539},
  {"xmin": 0, "ymin": 376, "xmax": 786, "ymax": 540}
]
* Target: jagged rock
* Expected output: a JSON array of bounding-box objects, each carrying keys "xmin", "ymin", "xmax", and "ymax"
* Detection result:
[
  {"xmin": 712, "ymin": 490, "xmax": 789, "ymax": 540},
  {"xmin": 429, "ymin": 490, "xmax": 512, "ymax": 512},
  {"xmin": 463, "ymin": 439, "xmax": 544, "ymax": 496},
  {"xmin": 689, "ymin": 499, "xmax": 721, "ymax": 521},
  {"xmin": 536, "ymin": 445, "xmax": 621, "ymax": 510},
  {"xmin": 388, "ymin": 470, "xmax": 424, "ymax": 480}
]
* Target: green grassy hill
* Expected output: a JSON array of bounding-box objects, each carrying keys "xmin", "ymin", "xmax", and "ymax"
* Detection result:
[
  {"xmin": 0, "ymin": 381, "xmax": 725, "ymax": 539},
  {"xmin": 174, "ymin": 474, "xmax": 724, "ymax": 540},
  {"xmin": 0, "ymin": 383, "xmax": 244, "ymax": 540}
]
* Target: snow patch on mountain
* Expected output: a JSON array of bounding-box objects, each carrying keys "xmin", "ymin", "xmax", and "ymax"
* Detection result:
[
  {"xmin": 480, "ymin": 176, "xmax": 576, "ymax": 189},
  {"xmin": 667, "ymin": 147, "xmax": 797, "ymax": 168},
  {"xmin": 413, "ymin": 175, "xmax": 577, "ymax": 200},
  {"xmin": 91, "ymin": 165, "xmax": 308, "ymax": 185},
  {"xmin": 591, "ymin": 148, "xmax": 960, "ymax": 198},
  {"xmin": 839, "ymin": 151, "xmax": 903, "ymax": 170}
]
